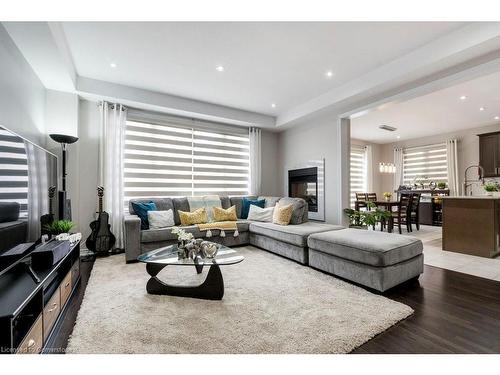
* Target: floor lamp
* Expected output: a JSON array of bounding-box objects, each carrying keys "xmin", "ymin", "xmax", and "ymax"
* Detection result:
[{"xmin": 49, "ymin": 134, "xmax": 78, "ymax": 220}]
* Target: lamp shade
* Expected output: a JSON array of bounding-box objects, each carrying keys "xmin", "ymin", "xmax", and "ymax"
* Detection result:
[{"xmin": 49, "ymin": 134, "xmax": 79, "ymax": 145}]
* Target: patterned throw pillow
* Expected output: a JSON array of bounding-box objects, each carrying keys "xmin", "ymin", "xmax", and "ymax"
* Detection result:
[
  {"xmin": 272, "ymin": 203, "xmax": 293, "ymax": 226},
  {"xmin": 212, "ymin": 206, "xmax": 237, "ymax": 222},
  {"xmin": 178, "ymin": 207, "xmax": 208, "ymax": 226}
]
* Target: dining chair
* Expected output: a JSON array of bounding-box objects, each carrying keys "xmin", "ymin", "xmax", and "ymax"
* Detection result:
[
  {"xmin": 391, "ymin": 193, "xmax": 413, "ymax": 234},
  {"xmin": 410, "ymin": 193, "xmax": 421, "ymax": 231},
  {"xmin": 366, "ymin": 193, "xmax": 377, "ymax": 203},
  {"xmin": 355, "ymin": 193, "xmax": 368, "ymax": 211}
]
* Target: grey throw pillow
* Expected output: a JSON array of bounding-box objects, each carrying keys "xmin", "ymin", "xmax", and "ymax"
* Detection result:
[{"xmin": 147, "ymin": 209, "xmax": 175, "ymax": 229}]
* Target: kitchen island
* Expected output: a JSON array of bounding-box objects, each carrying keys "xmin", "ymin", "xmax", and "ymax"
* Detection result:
[{"xmin": 442, "ymin": 196, "xmax": 500, "ymax": 258}]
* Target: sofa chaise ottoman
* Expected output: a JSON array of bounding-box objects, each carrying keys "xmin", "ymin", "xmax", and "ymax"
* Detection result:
[
  {"xmin": 249, "ymin": 221, "xmax": 344, "ymax": 264},
  {"xmin": 307, "ymin": 229, "xmax": 424, "ymax": 292}
]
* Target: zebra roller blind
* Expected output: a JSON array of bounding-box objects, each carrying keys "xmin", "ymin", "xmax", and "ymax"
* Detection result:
[
  {"xmin": 350, "ymin": 146, "xmax": 366, "ymax": 207},
  {"xmin": 124, "ymin": 119, "xmax": 250, "ymax": 203},
  {"xmin": 403, "ymin": 143, "xmax": 448, "ymax": 186},
  {"xmin": 0, "ymin": 127, "xmax": 28, "ymax": 218}
]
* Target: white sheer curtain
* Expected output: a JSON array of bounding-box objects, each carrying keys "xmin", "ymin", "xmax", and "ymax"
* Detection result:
[
  {"xmin": 249, "ymin": 127, "xmax": 262, "ymax": 196},
  {"xmin": 99, "ymin": 102, "xmax": 127, "ymax": 249},
  {"xmin": 364, "ymin": 145, "xmax": 373, "ymax": 193},
  {"xmin": 446, "ymin": 139, "xmax": 459, "ymax": 196},
  {"xmin": 393, "ymin": 147, "xmax": 404, "ymax": 191}
]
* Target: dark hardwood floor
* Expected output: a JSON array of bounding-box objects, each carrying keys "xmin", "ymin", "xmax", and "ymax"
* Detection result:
[
  {"xmin": 354, "ymin": 264, "xmax": 500, "ymax": 353},
  {"xmin": 45, "ymin": 257, "xmax": 95, "ymax": 353},
  {"xmin": 51, "ymin": 257, "xmax": 500, "ymax": 354}
]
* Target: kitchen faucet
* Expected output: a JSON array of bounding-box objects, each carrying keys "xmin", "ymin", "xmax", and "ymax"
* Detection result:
[{"xmin": 463, "ymin": 165, "xmax": 485, "ymax": 196}]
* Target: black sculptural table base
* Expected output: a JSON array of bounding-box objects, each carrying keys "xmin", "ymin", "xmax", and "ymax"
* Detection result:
[{"xmin": 145, "ymin": 262, "xmax": 224, "ymax": 300}]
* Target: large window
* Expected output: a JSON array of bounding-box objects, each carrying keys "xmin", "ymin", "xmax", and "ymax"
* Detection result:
[
  {"xmin": 124, "ymin": 119, "xmax": 250, "ymax": 205},
  {"xmin": 350, "ymin": 145, "xmax": 367, "ymax": 207},
  {"xmin": 403, "ymin": 143, "xmax": 448, "ymax": 186}
]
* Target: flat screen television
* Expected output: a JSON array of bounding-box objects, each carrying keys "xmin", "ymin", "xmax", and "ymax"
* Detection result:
[{"xmin": 0, "ymin": 125, "xmax": 58, "ymax": 273}]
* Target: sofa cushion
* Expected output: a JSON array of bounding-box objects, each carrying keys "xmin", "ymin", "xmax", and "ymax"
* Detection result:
[
  {"xmin": 241, "ymin": 197, "xmax": 266, "ymax": 219},
  {"xmin": 307, "ymin": 228, "xmax": 423, "ymax": 267},
  {"xmin": 129, "ymin": 198, "xmax": 173, "ymax": 215},
  {"xmin": 272, "ymin": 203, "xmax": 293, "ymax": 225},
  {"xmin": 0, "ymin": 202, "xmax": 20, "ymax": 223},
  {"xmin": 230, "ymin": 195, "xmax": 257, "ymax": 218},
  {"xmin": 278, "ymin": 197, "xmax": 307, "ymax": 225},
  {"xmin": 172, "ymin": 197, "xmax": 190, "ymax": 225},
  {"xmin": 130, "ymin": 201, "xmax": 157, "ymax": 230},
  {"xmin": 213, "ymin": 206, "xmax": 237, "ymax": 222},
  {"xmin": 249, "ymin": 221, "xmax": 344, "ymax": 247},
  {"xmin": 258, "ymin": 196, "xmax": 281, "ymax": 208},
  {"xmin": 247, "ymin": 205, "xmax": 274, "ymax": 222},
  {"xmin": 141, "ymin": 220, "xmax": 251, "ymax": 243},
  {"xmin": 147, "ymin": 210, "xmax": 175, "ymax": 229},
  {"xmin": 178, "ymin": 208, "xmax": 208, "ymax": 226},
  {"xmin": 220, "ymin": 196, "xmax": 231, "ymax": 209}
]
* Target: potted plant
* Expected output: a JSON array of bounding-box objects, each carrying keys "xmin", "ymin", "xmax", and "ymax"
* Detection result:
[
  {"xmin": 383, "ymin": 192, "xmax": 392, "ymax": 202},
  {"xmin": 483, "ymin": 181, "xmax": 500, "ymax": 196},
  {"xmin": 44, "ymin": 220, "xmax": 75, "ymax": 235},
  {"xmin": 344, "ymin": 203, "xmax": 392, "ymax": 230},
  {"xmin": 437, "ymin": 182, "xmax": 447, "ymax": 190}
]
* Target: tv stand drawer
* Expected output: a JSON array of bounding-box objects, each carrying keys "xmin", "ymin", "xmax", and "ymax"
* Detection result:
[
  {"xmin": 16, "ymin": 314, "xmax": 42, "ymax": 354},
  {"xmin": 43, "ymin": 288, "xmax": 60, "ymax": 341},
  {"xmin": 60, "ymin": 271, "xmax": 72, "ymax": 307}
]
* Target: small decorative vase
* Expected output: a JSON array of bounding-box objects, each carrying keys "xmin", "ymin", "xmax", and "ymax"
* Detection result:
[
  {"xmin": 385, "ymin": 196, "xmax": 391, "ymax": 202},
  {"xmin": 201, "ymin": 241, "xmax": 219, "ymax": 259}
]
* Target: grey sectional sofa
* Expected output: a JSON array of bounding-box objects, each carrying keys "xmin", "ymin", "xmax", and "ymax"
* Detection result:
[
  {"xmin": 123, "ymin": 195, "xmax": 341, "ymax": 263},
  {"xmin": 123, "ymin": 195, "xmax": 423, "ymax": 293}
]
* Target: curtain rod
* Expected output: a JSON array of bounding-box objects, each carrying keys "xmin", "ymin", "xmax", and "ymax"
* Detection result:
[{"xmin": 397, "ymin": 142, "xmax": 447, "ymax": 152}]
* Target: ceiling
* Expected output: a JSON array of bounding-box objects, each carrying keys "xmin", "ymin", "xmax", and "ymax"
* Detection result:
[
  {"xmin": 60, "ymin": 22, "xmax": 464, "ymax": 116},
  {"xmin": 351, "ymin": 70, "xmax": 500, "ymax": 144}
]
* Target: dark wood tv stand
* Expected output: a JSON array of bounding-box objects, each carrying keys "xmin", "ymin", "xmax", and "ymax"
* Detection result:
[{"xmin": 0, "ymin": 240, "xmax": 81, "ymax": 354}]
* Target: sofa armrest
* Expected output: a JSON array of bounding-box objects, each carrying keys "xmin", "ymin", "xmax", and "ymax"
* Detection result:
[{"xmin": 124, "ymin": 214, "xmax": 141, "ymax": 263}]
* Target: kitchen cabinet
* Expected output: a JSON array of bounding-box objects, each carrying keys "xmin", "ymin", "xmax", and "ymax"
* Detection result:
[{"xmin": 478, "ymin": 131, "xmax": 500, "ymax": 177}]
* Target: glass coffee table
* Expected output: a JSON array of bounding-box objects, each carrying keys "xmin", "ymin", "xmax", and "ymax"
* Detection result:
[{"xmin": 137, "ymin": 244, "xmax": 244, "ymax": 300}]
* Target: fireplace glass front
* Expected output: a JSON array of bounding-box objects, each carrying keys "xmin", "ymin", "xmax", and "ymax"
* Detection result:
[{"xmin": 288, "ymin": 167, "xmax": 318, "ymax": 212}]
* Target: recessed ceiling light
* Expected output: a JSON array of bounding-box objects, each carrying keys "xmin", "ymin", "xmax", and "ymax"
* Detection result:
[
  {"xmin": 110, "ymin": 62, "xmax": 117, "ymax": 68},
  {"xmin": 271, "ymin": 103, "xmax": 276, "ymax": 108},
  {"xmin": 216, "ymin": 65, "xmax": 224, "ymax": 72},
  {"xmin": 325, "ymin": 71, "xmax": 333, "ymax": 78},
  {"xmin": 495, "ymin": 116, "xmax": 499, "ymax": 120},
  {"xmin": 480, "ymin": 107, "xmax": 485, "ymax": 111},
  {"xmin": 460, "ymin": 95, "xmax": 467, "ymax": 100},
  {"xmin": 396, "ymin": 135, "xmax": 401, "ymax": 139}
]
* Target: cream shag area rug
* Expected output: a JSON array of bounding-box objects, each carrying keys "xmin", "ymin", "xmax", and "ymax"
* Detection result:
[{"xmin": 67, "ymin": 246, "xmax": 413, "ymax": 354}]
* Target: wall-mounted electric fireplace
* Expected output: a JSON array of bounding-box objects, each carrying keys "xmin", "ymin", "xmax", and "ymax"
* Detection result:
[{"xmin": 288, "ymin": 167, "xmax": 318, "ymax": 213}]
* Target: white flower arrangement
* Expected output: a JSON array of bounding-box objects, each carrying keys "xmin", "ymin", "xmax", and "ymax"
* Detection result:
[{"xmin": 171, "ymin": 227, "xmax": 194, "ymax": 242}]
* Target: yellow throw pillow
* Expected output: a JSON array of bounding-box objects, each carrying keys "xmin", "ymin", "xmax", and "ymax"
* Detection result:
[
  {"xmin": 212, "ymin": 205, "xmax": 237, "ymax": 222},
  {"xmin": 273, "ymin": 204, "xmax": 293, "ymax": 226},
  {"xmin": 178, "ymin": 207, "xmax": 208, "ymax": 226}
]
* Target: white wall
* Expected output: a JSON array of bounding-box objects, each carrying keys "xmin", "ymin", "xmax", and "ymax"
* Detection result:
[
  {"xmin": 261, "ymin": 130, "xmax": 280, "ymax": 196},
  {"xmin": 277, "ymin": 117, "xmax": 343, "ymax": 224},
  {"xmin": 378, "ymin": 122, "xmax": 500, "ymax": 196},
  {"xmin": 0, "ymin": 24, "xmax": 46, "ymax": 145}
]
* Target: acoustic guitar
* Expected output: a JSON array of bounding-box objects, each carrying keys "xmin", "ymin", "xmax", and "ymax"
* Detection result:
[{"xmin": 85, "ymin": 186, "xmax": 116, "ymax": 255}]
